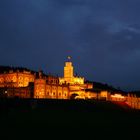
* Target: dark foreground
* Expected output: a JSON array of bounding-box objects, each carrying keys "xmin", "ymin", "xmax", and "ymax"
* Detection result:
[{"xmin": 0, "ymin": 98, "xmax": 140, "ymax": 138}]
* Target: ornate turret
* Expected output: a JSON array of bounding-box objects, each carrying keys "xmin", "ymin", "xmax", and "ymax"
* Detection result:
[{"xmin": 59, "ymin": 56, "xmax": 84, "ymax": 85}]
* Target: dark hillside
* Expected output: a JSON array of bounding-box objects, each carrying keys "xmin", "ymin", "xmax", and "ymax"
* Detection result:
[
  {"xmin": 0, "ymin": 98, "xmax": 139, "ymax": 138},
  {"xmin": 0, "ymin": 98, "xmax": 139, "ymax": 127},
  {"xmin": 86, "ymin": 81, "xmax": 127, "ymax": 94}
]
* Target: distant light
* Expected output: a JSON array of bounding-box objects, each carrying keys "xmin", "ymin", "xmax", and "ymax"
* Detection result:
[
  {"xmin": 68, "ymin": 56, "xmax": 71, "ymax": 60},
  {"xmin": 111, "ymin": 94, "xmax": 124, "ymax": 98}
]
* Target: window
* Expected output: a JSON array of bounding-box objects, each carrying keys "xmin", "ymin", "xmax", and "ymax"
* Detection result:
[{"xmin": 53, "ymin": 92, "xmax": 55, "ymax": 96}]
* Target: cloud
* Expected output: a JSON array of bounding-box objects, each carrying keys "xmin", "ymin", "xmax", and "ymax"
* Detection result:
[{"xmin": 106, "ymin": 21, "xmax": 140, "ymax": 34}]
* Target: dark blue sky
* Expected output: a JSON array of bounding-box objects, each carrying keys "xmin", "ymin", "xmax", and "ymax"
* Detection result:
[{"xmin": 0, "ymin": 0, "xmax": 140, "ymax": 90}]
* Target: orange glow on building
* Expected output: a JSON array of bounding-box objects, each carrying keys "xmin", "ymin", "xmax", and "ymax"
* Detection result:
[
  {"xmin": 34, "ymin": 73, "xmax": 69, "ymax": 99},
  {"xmin": 59, "ymin": 57, "xmax": 93, "ymax": 98},
  {"xmin": 0, "ymin": 70, "xmax": 34, "ymax": 88},
  {"xmin": 111, "ymin": 93, "xmax": 126, "ymax": 101},
  {"xmin": 0, "ymin": 58, "xmax": 140, "ymax": 110}
]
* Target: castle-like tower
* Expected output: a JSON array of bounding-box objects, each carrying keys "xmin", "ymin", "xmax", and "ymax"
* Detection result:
[
  {"xmin": 64, "ymin": 57, "xmax": 74, "ymax": 84},
  {"xmin": 59, "ymin": 56, "xmax": 93, "ymax": 99},
  {"xmin": 59, "ymin": 56, "xmax": 84, "ymax": 85}
]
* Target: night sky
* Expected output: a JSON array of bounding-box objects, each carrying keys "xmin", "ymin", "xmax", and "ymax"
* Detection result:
[{"xmin": 0, "ymin": 0, "xmax": 140, "ymax": 90}]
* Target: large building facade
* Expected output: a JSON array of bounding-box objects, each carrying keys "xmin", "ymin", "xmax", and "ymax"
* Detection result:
[
  {"xmin": 0, "ymin": 69, "xmax": 35, "ymax": 98},
  {"xmin": 0, "ymin": 70, "xmax": 34, "ymax": 88},
  {"xmin": 34, "ymin": 57, "xmax": 93, "ymax": 99},
  {"xmin": 34, "ymin": 72, "xmax": 69, "ymax": 99},
  {"xmin": 1, "ymin": 58, "xmax": 140, "ymax": 109},
  {"xmin": 0, "ymin": 57, "xmax": 93, "ymax": 99}
]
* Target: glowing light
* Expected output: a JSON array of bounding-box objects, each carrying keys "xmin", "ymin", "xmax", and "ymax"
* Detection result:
[
  {"xmin": 111, "ymin": 94, "xmax": 125, "ymax": 98},
  {"xmin": 68, "ymin": 56, "xmax": 71, "ymax": 60}
]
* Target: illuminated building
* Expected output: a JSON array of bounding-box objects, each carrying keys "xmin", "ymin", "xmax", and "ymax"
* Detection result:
[
  {"xmin": 59, "ymin": 56, "xmax": 84, "ymax": 85},
  {"xmin": 1, "ymin": 86, "xmax": 33, "ymax": 98},
  {"xmin": 0, "ymin": 57, "xmax": 128, "ymax": 101},
  {"xmin": 0, "ymin": 69, "xmax": 35, "ymax": 98},
  {"xmin": 1, "ymin": 58, "xmax": 140, "ymax": 109},
  {"xmin": 0, "ymin": 57, "xmax": 93, "ymax": 99},
  {"xmin": 126, "ymin": 93, "xmax": 140, "ymax": 109},
  {"xmin": 34, "ymin": 71, "xmax": 69, "ymax": 99},
  {"xmin": 34, "ymin": 57, "xmax": 93, "ymax": 99},
  {"xmin": 0, "ymin": 58, "xmax": 123, "ymax": 100},
  {"xmin": 59, "ymin": 57, "xmax": 93, "ymax": 99},
  {"xmin": 111, "ymin": 93, "xmax": 126, "ymax": 101},
  {"xmin": 0, "ymin": 69, "xmax": 34, "ymax": 88}
]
